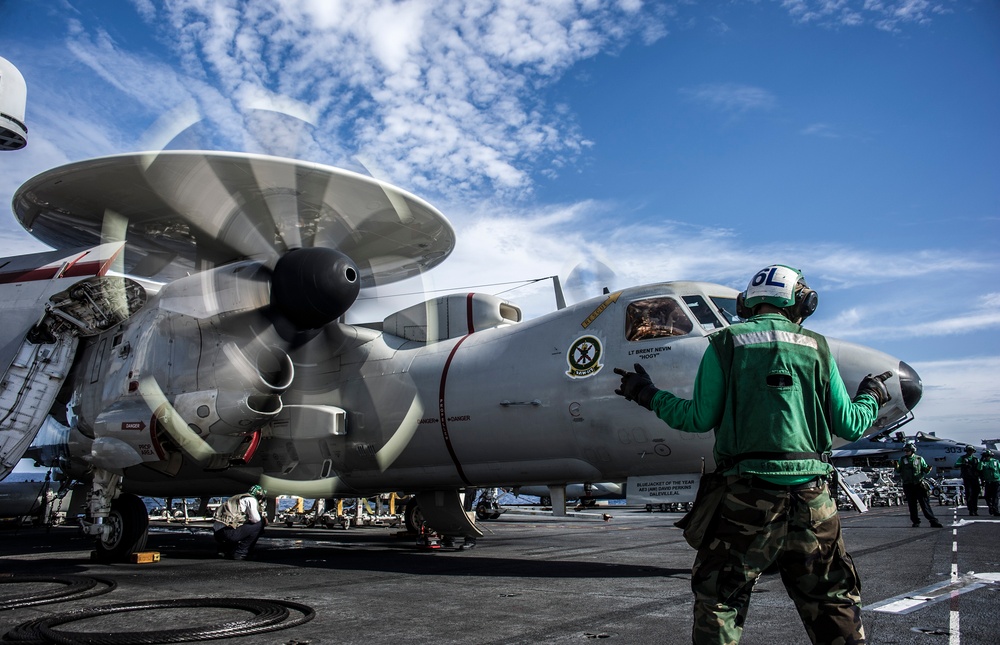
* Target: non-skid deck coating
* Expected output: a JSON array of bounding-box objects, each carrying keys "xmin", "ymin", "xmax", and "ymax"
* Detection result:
[{"xmin": 1, "ymin": 504, "xmax": 997, "ymax": 644}]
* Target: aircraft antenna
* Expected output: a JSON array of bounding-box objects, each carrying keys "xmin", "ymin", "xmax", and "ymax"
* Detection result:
[{"xmin": 551, "ymin": 275, "xmax": 566, "ymax": 310}]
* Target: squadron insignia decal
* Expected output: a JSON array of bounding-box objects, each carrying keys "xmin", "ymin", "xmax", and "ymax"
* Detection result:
[{"xmin": 566, "ymin": 335, "xmax": 603, "ymax": 379}]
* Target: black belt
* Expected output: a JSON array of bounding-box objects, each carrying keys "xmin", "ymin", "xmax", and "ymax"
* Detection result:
[{"xmin": 750, "ymin": 476, "xmax": 824, "ymax": 491}]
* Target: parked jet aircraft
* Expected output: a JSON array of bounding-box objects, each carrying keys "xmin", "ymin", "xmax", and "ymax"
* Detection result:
[
  {"xmin": 0, "ymin": 151, "xmax": 923, "ymax": 560},
  {"xmin": 831, "ymin": 429, "xmax": 977, "ymax": 476}
]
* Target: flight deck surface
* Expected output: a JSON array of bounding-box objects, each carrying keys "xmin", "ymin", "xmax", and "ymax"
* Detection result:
[{"xmin": 1, "ymin": 504, "xmax": 997, "ymax": 644}]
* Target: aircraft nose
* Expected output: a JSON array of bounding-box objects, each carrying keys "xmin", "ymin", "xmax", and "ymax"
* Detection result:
[{"xmin": 898, "ymin": 360, "xmax": 922, "ymax": 411}]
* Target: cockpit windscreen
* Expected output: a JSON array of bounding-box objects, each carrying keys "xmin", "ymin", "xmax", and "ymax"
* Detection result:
[
  {"xmin": 625, "ymin": 298, "xmax": 694, "ymax": 341},
  {"xmin": 711, "ymin": 297, "xmax": 741, "ymax": 324},
  {"xmin": 682, "ymin": 295, "xmax": 725, "ymax": 330}
]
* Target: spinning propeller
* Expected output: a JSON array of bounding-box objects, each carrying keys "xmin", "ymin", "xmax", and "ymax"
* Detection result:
[{"xmin": 12, "ymin": 150, "xmax": 455, "ymax": 485}]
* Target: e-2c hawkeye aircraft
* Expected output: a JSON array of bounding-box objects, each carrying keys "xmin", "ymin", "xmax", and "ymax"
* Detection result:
[{"xmin": 0, "ymin": 151, "xmax": 923, "ymax": 560}]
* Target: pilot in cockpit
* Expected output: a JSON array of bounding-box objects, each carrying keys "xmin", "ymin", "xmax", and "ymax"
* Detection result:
[{"xmin": 625, "ymin": 298, "xmax": 694, "ymax": 341}]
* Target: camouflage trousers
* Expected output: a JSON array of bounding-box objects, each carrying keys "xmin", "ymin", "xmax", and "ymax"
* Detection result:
[{"xmin": 690, "ymin": 476, "xmax": 865, "ymax": 645}]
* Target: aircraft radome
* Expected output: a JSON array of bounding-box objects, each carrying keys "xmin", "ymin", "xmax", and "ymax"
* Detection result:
[{"xmin": 0, "ymin": 150, "xmax": 922, "ymax": 561}]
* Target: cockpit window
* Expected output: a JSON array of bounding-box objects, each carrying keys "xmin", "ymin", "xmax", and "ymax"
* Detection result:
[
  {"xmin": 711, "ymin": 297, "xmax": 741, "ymax": 324},
  {"xmin": 625, "ymin": 298, "xmax": 694, "ymax": 341},
  {"xmin": 682, "ymin": 295, "xmax": 725, "ymax": 330}
]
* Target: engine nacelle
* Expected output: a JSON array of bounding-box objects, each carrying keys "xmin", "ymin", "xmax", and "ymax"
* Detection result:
[{"xmin": 172, "ymin": 343, "xmax": 294, "ymax": 436}]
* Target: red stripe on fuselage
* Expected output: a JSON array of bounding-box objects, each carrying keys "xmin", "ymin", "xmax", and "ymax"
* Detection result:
[
  {"xmin": 437, "ymin": 293, "xmax": 476, "ymax": 486},
  {"xmin": 149, "ymin": 409, "xmax": 167, "ymax": 461},
  {"xmin": 0, "ymin": 249, "xmax": 119, "ymax": 284}
]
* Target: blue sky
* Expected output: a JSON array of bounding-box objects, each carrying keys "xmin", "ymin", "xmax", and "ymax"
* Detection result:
[{"xmin": 0, "ymin": 0, "xmax": 997, "ymax": 453}]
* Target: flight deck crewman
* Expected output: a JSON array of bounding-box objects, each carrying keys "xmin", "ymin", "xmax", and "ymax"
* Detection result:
[
  {"xmin": 955, "ymin": 446, "xmax": 981, "ymax": 516},
  {"xmin": 213, "ymin": 485, "xmax": 268, "ymax": 560},
  {"xmin": 980, "ymin": 450, "xmax": 1000, "ymax": 516},
  {"xmin": 615, "ymin": 264, "xmax": 890, "ymax": 645},
  {"xmin": 894, "ymin": 443, "xmax": 944, "ymax": 528}
]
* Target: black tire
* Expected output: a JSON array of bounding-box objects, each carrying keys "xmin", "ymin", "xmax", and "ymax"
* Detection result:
[
  {"xmin": 94, "ymin": 494, "xmax": 149, "ymax": 562},
  {"xmin": 403, "ymin": 498, "xmax": 423, "ymax": 534}
]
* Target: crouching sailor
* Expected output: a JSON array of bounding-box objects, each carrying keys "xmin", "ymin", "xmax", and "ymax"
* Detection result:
[{"xmin": 213, "ymin": 485, "xmax": 268, "ymax": 560}]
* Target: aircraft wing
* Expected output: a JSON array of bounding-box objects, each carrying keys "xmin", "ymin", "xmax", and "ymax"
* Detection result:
[
  {"xmin": 13, "ymin": 151, "xmax": 455, "ymax": 286},
  {"xmin": 0, "ymin": 243, "xmax": 125, "ymax": 377},
  {"xmin": 830, "ymin": 448, "xmax": 898, "ymax": 458},
  {"xmin": 0, "ymin": 242, "xmax": 142, "ymax": 479}
]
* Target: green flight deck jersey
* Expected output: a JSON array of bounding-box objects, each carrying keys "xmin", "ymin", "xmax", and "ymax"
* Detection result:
[
  {"xmin": 955, "ymin": 454, "xmax": 980, "ymax": 481},
  {"xmin": 649, "ymin": 313, "xmax": 880, "ymax": 483},
  {"xmin": 894, "ymin": 453, "xmax": 930, "ymax": 484},
  {"xmin": 981, "ymin": 456, "xmax": 1000, "ymax": 483}
]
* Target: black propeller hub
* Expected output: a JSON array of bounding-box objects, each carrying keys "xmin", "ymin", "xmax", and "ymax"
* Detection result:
[{"xmin": 270, "ymin": 247, "xmax": 360, "ymax": 330}]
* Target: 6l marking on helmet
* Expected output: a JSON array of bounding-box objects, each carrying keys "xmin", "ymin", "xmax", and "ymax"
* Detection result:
[{"xmin": 752, "ymin": 266, "xmax": 786, "ymax": 288}]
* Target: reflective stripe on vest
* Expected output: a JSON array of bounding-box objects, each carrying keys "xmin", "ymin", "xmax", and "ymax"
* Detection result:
[{"xmin": 732, "ymin": 330, "xmax": 818, "ymax": 350}]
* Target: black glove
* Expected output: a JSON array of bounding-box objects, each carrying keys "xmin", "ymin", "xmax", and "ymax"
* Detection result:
[
  {"xmin": 613, "ymin": 363, "xmax": 659, "ymax": 410},
  {"xmin": 856, "ymin": 371, "xmax": 892, "ymax": 407}
]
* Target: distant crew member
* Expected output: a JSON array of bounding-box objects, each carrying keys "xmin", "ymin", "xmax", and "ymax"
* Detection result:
[
  {"xmin": 954, "ymin": 446, "xmax": 981, "ymax": 516},
  {"xmin": 213, "ymin": 485, "xmax": 268, "ymax": 560},
  {"xmin": 980, "ymin": 450, "xmax": 1000, "ymax": 516},
  {"xmin": 615, "ymin": 264, "xmax": 889, "ymax": 645},
  {"xmin": 894, "ymin": 443, "xmax": 943, "ymax": 528}
]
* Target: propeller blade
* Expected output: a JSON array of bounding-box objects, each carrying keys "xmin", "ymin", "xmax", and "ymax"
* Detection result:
[{"xmin": 14, "ymin": 151, "xmax": 455, "ymax": 285}]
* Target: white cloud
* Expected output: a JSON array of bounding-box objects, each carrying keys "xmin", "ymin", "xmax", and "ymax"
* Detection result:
[
  {"xmin": 824, "ymin": 310, "xmax": 1000, "ymax": 341},
  {"xmin": 777, "ymin": 0, "xmax": 953, "ymax": 31},
  {"xmin": 810, "ymin": 263, "xmax": 1000, "ymax": 342},
  {"xmin": 800, "ymin": 122, "xmax": 841, "ymax": 138},
  {"xmin": 366, "ymin": 1, "xmax": 429, "ymax": 74},
  {"xmin": 106, "ymin": 0, "xmax": 667, "ymax": 200},
  {"xmin": 978, "ymin": 292, "xmax": 1000, "ymax": 308},
  {"xmin": 680, "ymin": 83, "xmax": 777, "ymax": 114},
  {"xmin": 906, "ymin": 355, "xmax": 1000, "ymax": 445}
]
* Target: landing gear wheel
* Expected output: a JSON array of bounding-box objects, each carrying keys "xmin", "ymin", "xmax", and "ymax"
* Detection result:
[
  {"xmin": 404, "ymin": 498, "xmax": 424, "ymax": 534},
  {"xmin": 475, "ymin": 501, "xmax": 502, "ymax": 521},
  {"xmin": 94, "ymin": 494, "xmax": 149, "ymax": 562}
]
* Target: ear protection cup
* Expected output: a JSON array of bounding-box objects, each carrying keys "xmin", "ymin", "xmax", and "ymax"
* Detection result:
[
  {"xmin": 736, "ymin": 292, "xmax": 754, "ymax": 319},
  {"xmin": 792, "ymin": 286, "xmax": 818, "ymax": 321}
]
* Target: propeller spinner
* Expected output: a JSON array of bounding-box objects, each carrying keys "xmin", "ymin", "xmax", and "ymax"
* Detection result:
[{"xmin": 270, "ymin": 246, "xmax": 360, "ymax": 329}]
